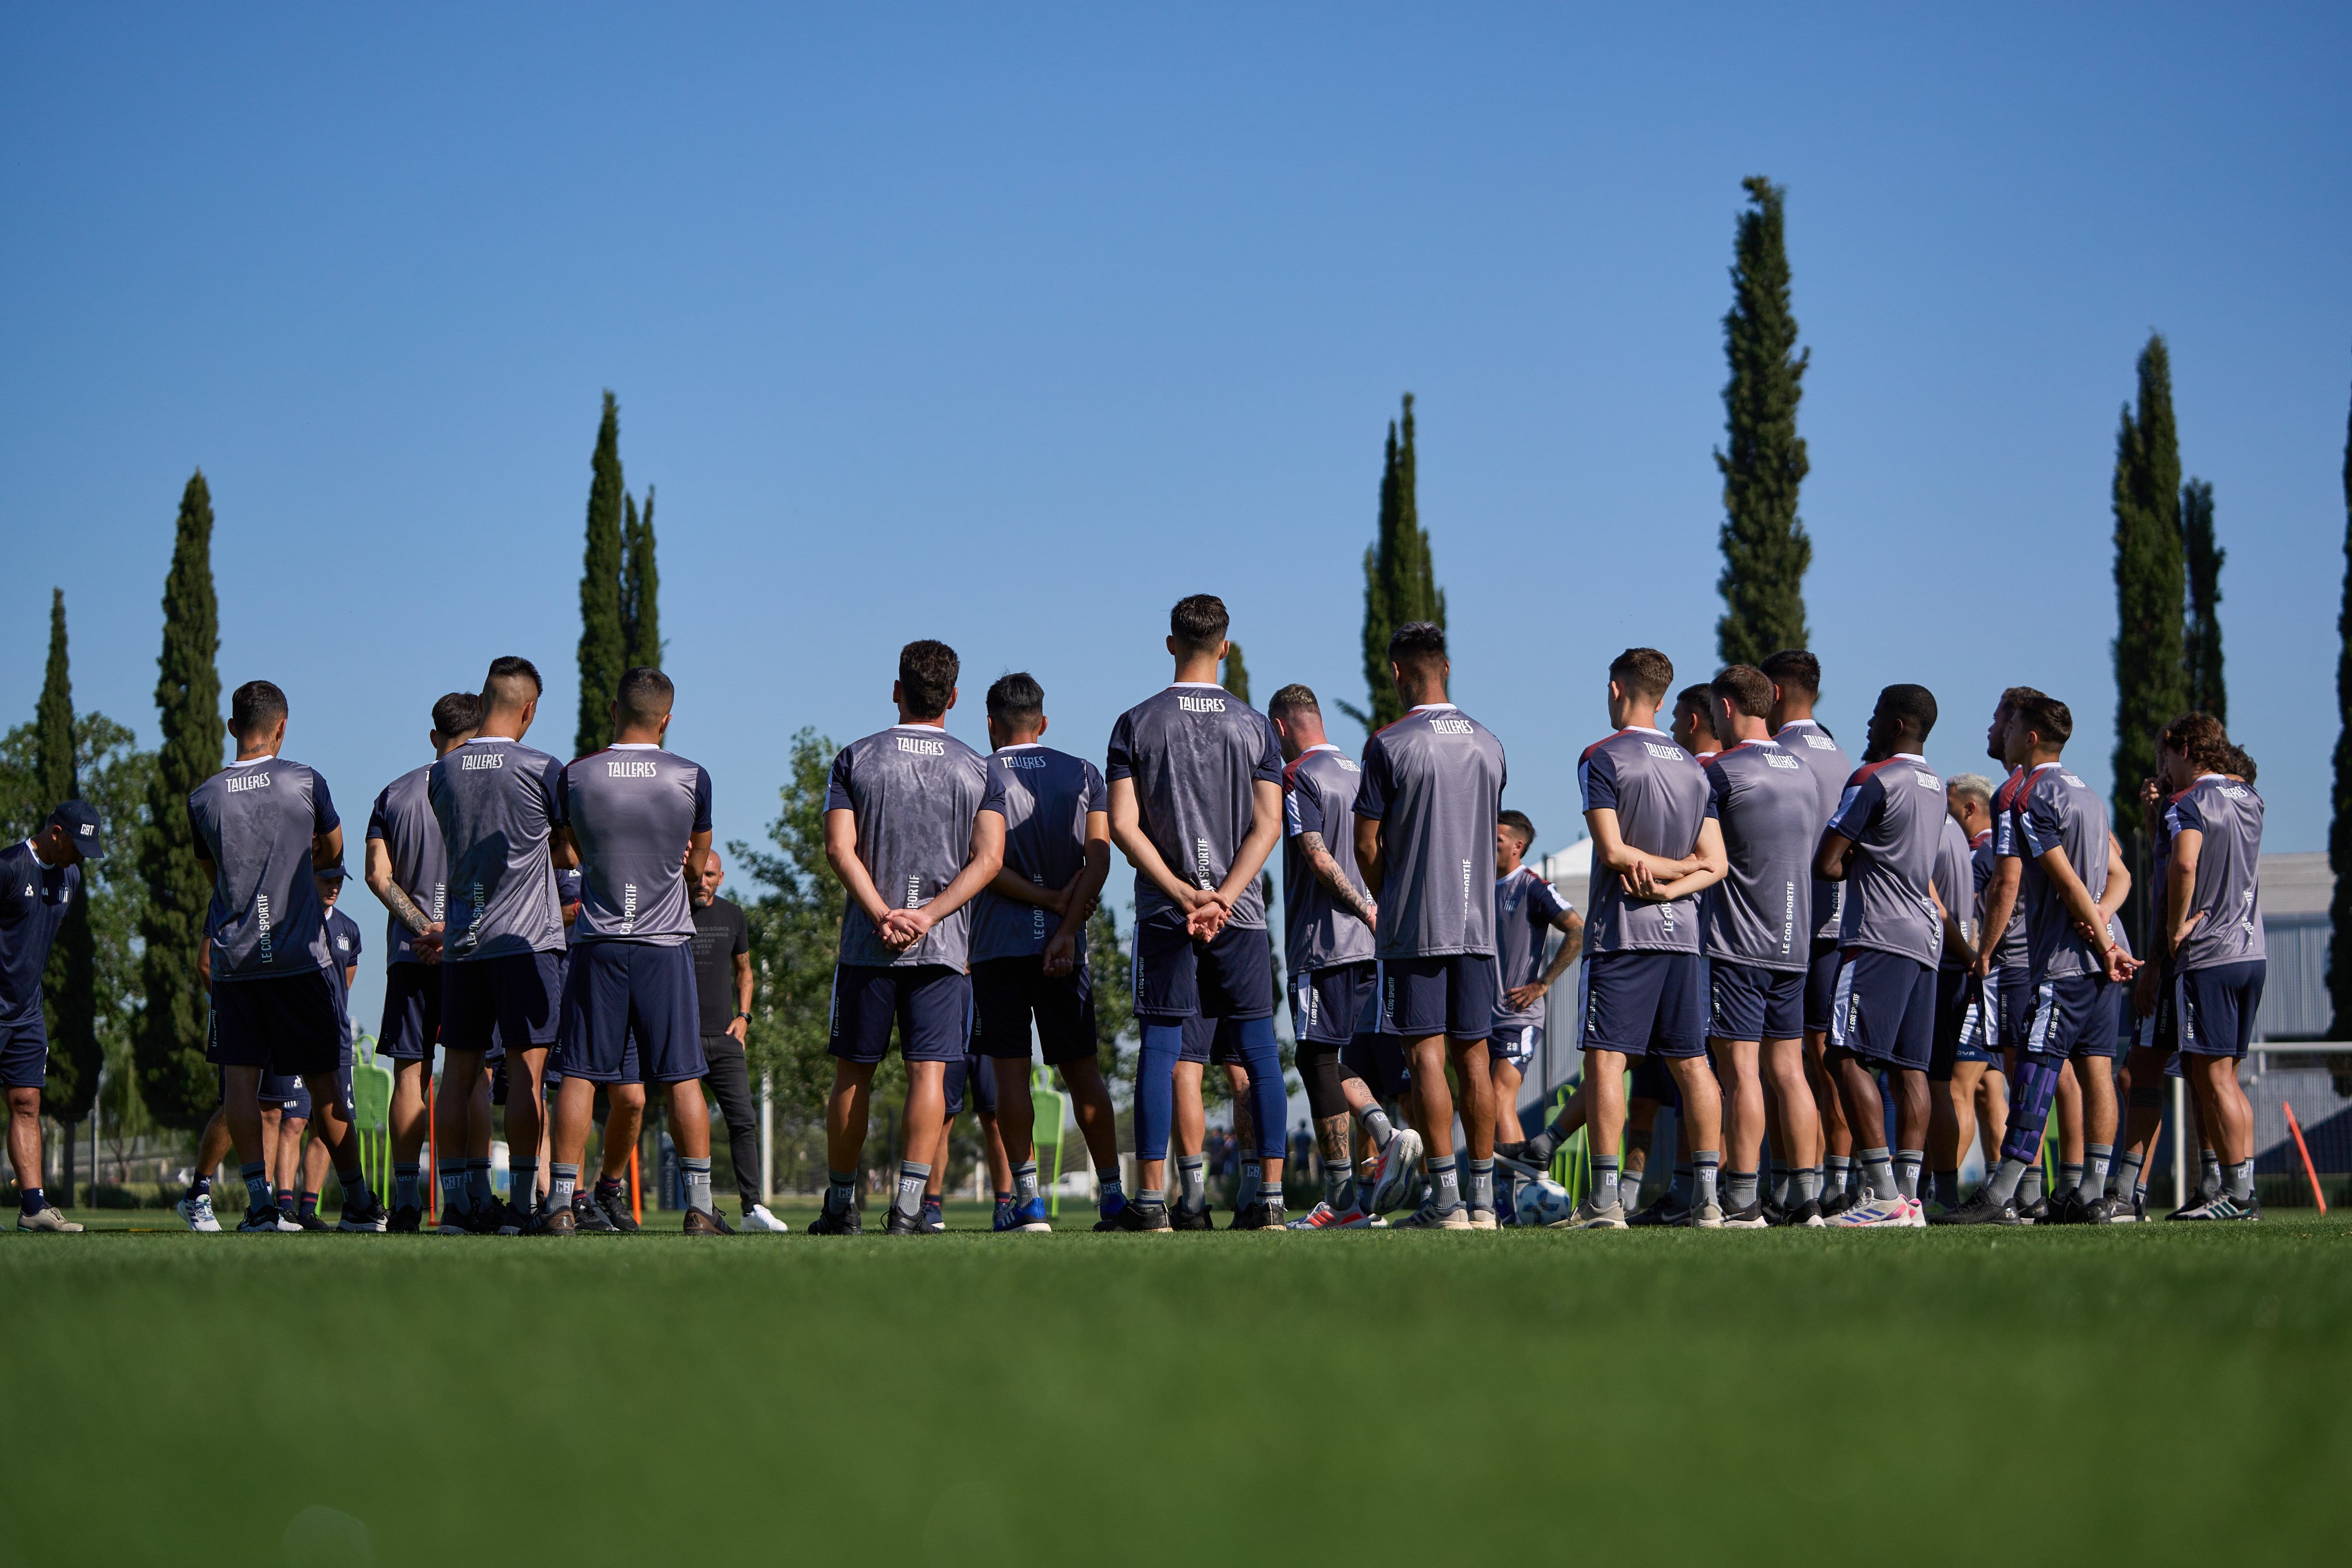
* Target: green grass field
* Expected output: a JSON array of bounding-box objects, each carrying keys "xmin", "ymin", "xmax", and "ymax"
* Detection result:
[{"xmin": 6, "ymin": 1204, "xmax": 2345, "ymax": 1567}]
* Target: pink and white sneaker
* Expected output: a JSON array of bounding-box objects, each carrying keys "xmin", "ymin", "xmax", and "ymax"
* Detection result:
[
  {"xmin": 1829, "ymin": 1194, "xmax": 1912, "ymax": 1228},
  {"xmin": 1286, "ymin": 1201, "xmax": 1387, "ymax": 1230}
]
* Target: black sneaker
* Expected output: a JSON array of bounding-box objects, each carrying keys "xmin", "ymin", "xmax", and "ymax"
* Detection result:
[
  {"xmin": 1818, "ymin": 1188, "xmax": 1859, "ymax": 1221},
  {"xmin": 533, "ymin": 1205, "xmax": 577, "ymax": 1236},
  {"xmin": 1231, "ymin": 1201, "xmax": 1286, "ymax": 1231},
  {"xmin": 2044, "ymin": 1187, "xmax": 2085, "ymax": 1226},
  {"xmin": 335, "ymin": 1192, "xmax": 388, "ymax": 1233},
  {"xmin": 1111, "ymin": 1199, "xmax": 1173, "ymax": 1232},
  {"xmin": 1775, "ymin": 1197, "xmax": 1825, "ymax": 1228},
  {"xmin": 292, "ymin": 1209, "xmax": 333, "ymax": 1232},
  {"xmin": 919, "ymin": 1198, "xmax": 944, "ymax": 1234},
  {"xmin": 1928, "ymin": 1189, "xmax": 2021, "ymax": 1226},
  {"xmin": 808, "ymin": 1204, "xmax": 863, "ymax": 1236},
  {"xmin": 493, "ymin": 1201, "xmax": 532, "ymax": 1237},
  {"xmin": 592, "ymin": 1186, "xmax": 640, "ymax": 1234},
  {"xmin": 2170, "ymin": 1191, "xmax": 2262, "ymax": 1222},
  {"xmin": 1171, "ymin": 1203, "xmax": 1215, "ymax": 1231},
  {"xmin": 1628, "ymin": 1195, "xmax": 1689, "ymax": 1227},
  {"xmin": 572, "ymin": 1193, "xmax": 617, "ymax": 1233},
  {"xmin": 1721, "ymin": 1199, "xmax": 1770, "ymax": 1229},
  {"xmin": 684, "ymin": 1207, "xmax": 726, "ymax": 1236},
  {"xmin": 387, "ymin": 1204, "xmax": 423, "ymax": 1234},
  {"xmin": 2079, "ymin": 1194, "xmax": 2119, "ymax": 1225},
  {"xmin": 2017, "ymin": 1193, "xmax": 2049, "ymax": 1225},
  {"xmin": 2167, "ymin": 1188, "xmax": 2219, "ymax": 1220},
  {"xmin": 702, "ymin": 1206, "xmax": 737, "ymax": 1234},
  {"xmin": 884, "ymin": 1207, "xmax": 924, "ymax": 1236}
]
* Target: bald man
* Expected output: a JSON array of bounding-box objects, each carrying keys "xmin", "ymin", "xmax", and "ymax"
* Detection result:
[{"xmin": 691, "ymin": 850, "xmax": 779, "ymax": 1230}]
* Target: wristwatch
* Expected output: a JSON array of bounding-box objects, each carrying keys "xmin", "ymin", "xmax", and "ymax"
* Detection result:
[{"xmin": 734, "ymin": 1011, "xmax": 752, "ymax": 1023}]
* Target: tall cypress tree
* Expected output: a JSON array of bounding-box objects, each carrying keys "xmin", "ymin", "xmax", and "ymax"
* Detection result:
[
  {"xmin": 2181, "ymin": 477, "xmax": 2226, "ymax": 722},
  {"xmin": 2110, "ymin": 334, "xmax": 2189, "ymax": 946},
  {"xmin": 1348, "ymin": 394, "xmax": 1444, "ymax": 731},
  {"xmin": 576, "ymin": 391, "xmax": 628, "ymax": 756},
  {"xmin": 1220, "ymin": 641, "xmax": 1251, "ymax": 706},
  {"xmin": 621, "ymin": 485, "xmax": 662, "ymax": 671},
  {"xmin": 1713, "ymin": 176, "xmax": 1812, "ymax": 667},
  {"xmin": 136, "ymin": 473, "xmax": 222, "ymax": 1128},
  {"xmin": 35, "ymin": 590, "xmax": 99, "ymax": 1193},
  {"xmin": 2329, "ymin": 383, "xmax": 2352, "ymax": 1037}
]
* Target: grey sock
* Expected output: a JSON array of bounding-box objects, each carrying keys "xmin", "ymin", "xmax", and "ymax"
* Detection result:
[
  {"xmin": 1622, "ymin": 1163, "xmax": 1647, "ymax": 1203},
  {"xmin": 2060, "ymin": 1162, "xmax": 2083, "ymax": 1198},
  {"xmin": 2227, "ymin": 1159, "xmax": 2254, "ymax": 1202},
  {"xmin": 1727, "ymin": 1170, "xmax": 1760, "ymax": 1210},
  {"xmin": 1794, "ymin": 1166, "xmax": 1820, "ymax": 1202},
  {"xmin": 1987, "ymin": 1156, "xmax": 2031, "ymax": 1205},
  {"xmin": 1236, "ymin": 1159, "xmax": 1262, "ymax": 1210},
  {"xmin": 550, "ymin": 1163, "xmax": 581, "ymax": 1212},
  {"xmin": 1360, "ymin": 1106, "xmax": 1395, "ymax": 1150},
  {"xmin": 1468, "ymin": 1157, "xmax": 1495, "ymax": 1213},
  {"xmin": 2117, "ymin": 1151, "xmax": 2146, "ymax": 1199},
  {"xmin": 1859, "ymin": 1148, "xmax": 1897, "ymax": 1202},
  {"xmin": 1591, "ymin": 1156, "xmax": 1620, "ymax": 1210},
  {"xmin": 892, "ymin": 1162, "xmax": 930, "ymax": 1220},
  {"xmin": 1012, "ymin": 1160, "xmax": 1040, "ymax": 1205},
  {"xmin": 1826, "ymin": 1155, "xmax": 1851, "ymax": 1197},
  {"xmin": 2020, "ymin": 1163, "xmax": 2046, "ymax": 1207},
  {"xmin": 2083, "ymin": 1144, "xmax": 2111, "ymax": 1200},
  {"xmin": 1769, "ymin": 1160, "xmax": 1790, "ymax": 1208},
  {"xmin": 1175, "ymin": 1154, "xmax": 1208, "ymax": 1213},
  {"xmin": 2199, "ymin": 1150, "xmax": 2222, "ymax": 1198},
  {"xmin": 1428, "ymin": 1155, "xmax": 1461, "ymax": 1212},
  {"xmin": 1138, "ymin": 1187, "xmax": 1165, "ymax": 1207},
  {"xmin": 1894, "ymin": 1149, "xmax": 1923, "ymax": 1202},
  {"xmin": 1669, "ymin": 1162, "xmax": 1695, "ymax": 1207},
  {"xmin": 1691, "ymin": 1152, "xmax": 1719, "ymax": 1209},
  {"xmin": 680, "ymin": 1156, "xmax": 712, "ymax": 1214}
]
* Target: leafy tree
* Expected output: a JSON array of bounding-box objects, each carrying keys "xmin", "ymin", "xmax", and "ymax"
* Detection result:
[
  {"xmin": 1220, "ymin": 641, "xmax": 1251, "ymax": 706},
  {"xmin": 33, "ymin": 592, "xmax": 99, "ymax": 1197},
  {"xmin": 731, "ymin": 729, "xmax": 852, "ymax": 1116},
  {"xmin": 575, "ymin": 391, "xmax": 628, "ymax": 756},
  {"xmin": 1714, "ymin": 176, "xmax": 1812, "ymax": 667},
  {"xmin": 2330, "ymin": 384, "xmax": 2352, "ymax": 1037},
  {"xmin": 137, "ymin": 473, "xmax": 223, "ymax": 1128},
  {"xmin": 1346, "ymin": 394, "xmax": 1444, "ymax": 733},
  {"xmin": 2111, "ymin": 334, "xmax": 2189, "ymax": 945},
  {"xmin": 1087, "ymin": 904, "xmax": 1135, "ymax": 1100},
  {"xmin": 622, "ymin": 485, "xmax": 662, "ymax": 672},
  {"xmin": 2182, "ymin": 477, "xmax": 2226, "ymax": 722}
]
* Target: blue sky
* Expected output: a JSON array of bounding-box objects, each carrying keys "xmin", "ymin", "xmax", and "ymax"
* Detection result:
[{"xmin": 4, "ymin": 7, "xmax": 2347, "ymax": 1035}]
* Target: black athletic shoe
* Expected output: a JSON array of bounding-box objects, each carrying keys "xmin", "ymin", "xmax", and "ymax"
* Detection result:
[
  {"xmin": 2016, "ymin": 1193, "xmax": 2049, "ymax": 1225},
  {"xmin": 492, "ymin": 1201, "xmax": 532, "ymax": 1237},
  {"xmin": 1818, "ymin": 1188, "xmax": 1859, "ymax": 1221},
  {"xmin": 1775, "ymin": 1197, "xmax": 1825, "ymax": 1228},
  {"xmin": 291, "ymin": 1209, "xmax": 333, "ymax": 1232},
  {"xmin": 808, "ymin": 1204, "xmax": 864, "ymax": 1236},
  {"xmin": 572, "ymin": 1193, "xmax": 617, "ymax": 1233},
  {"xmin": 702, "ymin": 1206, "xmax": 737, "ymax": 1234},
  {"xmin": 1231, "ymin": 1201, "xmax": 1286, "ymax": 1231},
  {"xmin": 884, "ymin": 1208, "xmax": 926, "ymax": 1236},
  {"xmin": 1928, "ymin": 1190, "xmax": 2021, "ymax": 1226},
  {"xmin": 1171, "ymin": 1203, "xmax": 1215, "ymax": 1232},
  {"xmin": 335, "ymin": 1193, "xmax": 389, "ymax": 1232},
  {"xmin": 2079, "ymin": 1194, "xmax": 2120, "ymax": 1225},
  {"xmin": 684, "ymin": 1207, "xmax": 726, "ymax": 1236},
  {"xmin": 592, "ymin": 1186, "xmax": 640, "ymax": 1233},
  {"xmin": 1720, "ymin": 1199, "xmax": 1770, "ymax": 1229},
  {"xmin": 533, "ymin": 1205, "xmax": 577, "ymax": 1236},
  {"xmin": 2169, "ymin": 1191, "xmax": 2262, "ymax": 1221},
  {"xmin": 2043, "ymin": 1187, "xmax": 2085, "ymax": 1226},
  {"xmin": 1629, "ymin": 1194, "xmax": 1689, "ymax": 1228},
  {"xmin": 1111, "ymin": 1199, "xmax": 1173, "ymax": 1232},
  {"xmin": 2166, "ymin": 1188, "xmax": 2219, "ymax": 1221},
  {"xmin": 387, "ymin": 1203, "xmax": 423, "ymax": 1234}
]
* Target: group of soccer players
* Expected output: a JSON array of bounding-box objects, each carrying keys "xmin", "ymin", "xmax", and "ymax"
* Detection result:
[{"xmin": 1, "ymin": 590, "xmax": 2269, "ymax": 1236}]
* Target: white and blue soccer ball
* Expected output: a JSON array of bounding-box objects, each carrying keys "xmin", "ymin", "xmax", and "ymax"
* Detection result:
[{"xmin": 1512, "ymin": 1178, "xmax": 1575, "ymax": 1228}]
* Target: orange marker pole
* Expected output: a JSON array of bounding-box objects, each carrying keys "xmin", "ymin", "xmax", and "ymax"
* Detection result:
[
  {"xmin": 2283, "ymin": 1101, "xmax": 2327, "ymax": 1215},
  {"xmin": 628, "ymin": 1145, "xmax": 643, "ymax": 1225}
]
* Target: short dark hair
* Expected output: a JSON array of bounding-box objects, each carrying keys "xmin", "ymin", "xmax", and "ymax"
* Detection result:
[
  {"xmin": 1609, "ymin": 648, "xmax": 1674, "ymax": 704},
  {"xmin": 616, "ymin": 667, "xmax": 675, "ymax": 727},
  {"xmin": 1387, "ymin": 621, "xmax": 1448, "ymax": 672},
  {"xmin": 1997, "ymin": 684, "xmax": 2047, "ymax": 719},
  {"xmin": 431, "ymin": 691, "xmax": 482, "ymax": 738},
  {"xmin": 2161, "ymin": 711, "xmax": 2232, "ymax": 776},
  {"xmin": 1878, "ymin": 683, "xmax": 1940, "ymax": 744},
  {"xmin": 1673, "ymin": 683, "xmax": 1714, "ymax": 721},
  {"xmin": 899, "ymin": 639, "xmax": 960, "ymax": 720},
  {"xmin": 1711, "ymin": 664, "xmax": 1774, "ymax": 720},
  {"xmin": 229, "ymin": 680, "xmax": 287, "ymax": 741},
  {"xmin": 1499, "ymin": 809, "xmax": 1536, "ymax": 847},
  {"xmin": 2011, "ymin": 691, "xmax": 2071, "ymax": 748},
  {"xmin": 1267, "ymin": 683, "xmax": 1319, "ymax": 721},
  {"xmin": 1170, "ymin": 595, "xmax": 1230, "ymax": 656},
  {"xmin": 986, "ymin": 671, "xmax": 1045, "ymax": 729},
  {"xmin": 1758, "ymin": 649, "xmax": 1821, "ymax": 698},
  {"xmin": 482, "ymin": 656, "xmax": 543, "ymax": 708}
]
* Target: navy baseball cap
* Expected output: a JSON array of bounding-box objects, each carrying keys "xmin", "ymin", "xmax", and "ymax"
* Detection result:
[
  {"xmin": 315, "ymin": 861, "xmax": 351, "ymax": 881},
  {"xmin": 46, "ymin": 801, "xmax": 104, "ymax": 861}
]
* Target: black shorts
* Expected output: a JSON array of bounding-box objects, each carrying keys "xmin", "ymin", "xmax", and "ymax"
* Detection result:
[
  {"xmin": 1828, "ymin": 949, "xmax": 1937, "ymax": 1071},
  {"xmin": 0, "ymin": 1017, "xmax": 50, "ymax": 1090},
  {"xmin": 378, "ymin": 961, "xmax": 442, "ymax": 1062},
  {"xmin": 1802, "ymin": 939, "xmax": 1844, "ymax": 1035},
  {"xmin": 970, "ymin": 955, "xmax": 1097, "ymax": 1065},
  {"xmin": 555, "ymin": 942, "xmax": 706, "ymax": 1086},
  {"xmin": 1377, "ymin": 954, "xmax": 1499, "ymax": 1041},
  {"xmin": 1343, "ymin": 1031, "xmax": 1410, "ymax": 1099},
  {"xmin": 1131, "ymin": 909, "xmax": 1273, "ymax": 1025},
  {"xmin": 1581, "ymin": 950, "xmax": 1707, "ymax": 1059},
  {"xmin": 442, "ymin": 950, "xmax": 564, "ymax": 1055},
  {"xmin": 1707, "ymin": 961, "xmax": 1806, "ymax": 1043},
  {"xmin": 1290, "ymin": 960, "xmax": 1375, "ymax": 1047},
  {"xmin": 2176, "ymin": 960, "xmax": 2265, "ymax": 1060},
  {"xmin": 829, "ymin": 963, "xmax": 971, "ymax": 1064},
  {"xmin": 945, "ymin": 1053, "xmax": 998, "ymax": 1117},
  {"xmin": 207, "ymin": 970, "xmax": 342, "ymax": 1076},
  {"xmin": 1179, "ymin": 1012, "xmax": 1247, "ymax": 1067}
]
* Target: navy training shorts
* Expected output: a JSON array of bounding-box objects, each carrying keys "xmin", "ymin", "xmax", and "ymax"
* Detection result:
[
  {"xmin": 944, "ymin": 1052, "xmax": 999, "ymax": 1117},
  {"xmin": 1131, "ymin": 909, "xmax": 1273, "ymax": 1025},
  {"xmin": 377, "ymin": 961, "xmax": 442, "ymax": 1062},
  {"xmin": 1928, "ymin": 967, "xmax": 1996, "ymax": 1081},
  {"xmin": 556, "ymin": 940, "xmax": 706, "ymax": 1086},
  {"xmin": 0, "ymin": 1016, "xmax": 48, "ymax": 1090},
  {"xmin": 208, "ymin": 970, "xmax": 342, "ymax": 1076},
  {"xmin": 1291, "ymin": 959, "xmax": 1374, "ymax": 1048},
  {"xmin": 442, "ymin": 949, "xmax": 564, "ymax": 1056},
  {"xmin": 1708, "ymin": 959, "xmax": 1806, "ymax": 1044},
  {"xmin": 1581, "ymin": 950, "xmax": 1707, "ymax": 1060},
  {"xmin": 829, "ymin": 963, "xmax": 971, "ymax": 1064},
  {"xmin": 2021, "ymin": 972, "xmax": 2112, "ymax": 1062},
  {"xmin": 1802, "ymin": 939, "xmax": 1844, "ymax": 1036},
  {"xmin": 2176, "ymin": 959, "xmax": 2265, "ymax": 1061},
  {"xmin": 1828, "ymin": 948, "xmax": 1937, "ymax": 1072},
  {"xmin": 970, "ymin": 955, "xmax": 1097, "ymax": 1066},
  {"xmin": 1378, "ymin": 954, "xmax": 1500, "ymax": 1042}
]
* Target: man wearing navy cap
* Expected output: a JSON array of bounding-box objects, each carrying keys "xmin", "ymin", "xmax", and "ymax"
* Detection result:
[{"xmin": 3, "ymin": 802, "xmax": 105, "ymax": 1232}]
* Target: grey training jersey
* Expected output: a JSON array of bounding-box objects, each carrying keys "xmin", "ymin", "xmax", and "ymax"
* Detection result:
[
  {"xmin": 365, "ymin": 763, "xmax": 447, "ymax": 967},
  {"xmin": 1700, "ymin": 738, "xmax": 1817, "ymax": 972},
  {"xmin": 1281, "ymin": 744, "xmax": 1377, "ymax": 974},
  {"xmin": 427, "ymin": 737, "xmax": 568, "ymax": 961},
  {"xmin": 558, "ymin": 745, "xmax": 714, "ymax": 946},
  {"xmin": 1104, "ymin": 685, "xmax": 1283, "ymax": 930},
  {"xmin": 1826, "ymin": 754, "xmax": 1945, "ymax": 967},
  {"xmin": 2002, "ymin": 761, "xmax": 2110, "ymax": 982},
  {"xmin": 1775, "ymin": 719, "xmax": 1854, "ymax": 944},
  {"xmin": 1579, "ymin": 727, "xmax": 1708, "ymax": 955},
  {"xmin": 189, "ymin": 757, "xmax": 339, "ymax": 982},
  {"xmin": 826, "ymin": 725, "xmax": 1006, "ymax": 969},
  {"xmin": 2164, "ymin": 774, "xmax": 2266, "ymax": 972},
  {"xmin": 1493, "ymin": 866, "xmax": 1574, "ymax": 1028},
  {"xmin": 970, "ymin": 744, "xmax": 1106, "ymax": 964},
  {"xmin": 1931, "ymin": 812, "xmax": 1976, "ymax": 971},
  {"xmin": 1355, "ymin": 704, "xmax": 1508, "ymax": 961}
]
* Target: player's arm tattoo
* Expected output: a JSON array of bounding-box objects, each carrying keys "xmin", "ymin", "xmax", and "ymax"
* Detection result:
[
  {"xmin": 1299, "ymin": 831, "xmax": 1376, "ymax": 925},
  {"xmin": 381, "ymin": 882, "xmax": 435, "ymax": 936}
]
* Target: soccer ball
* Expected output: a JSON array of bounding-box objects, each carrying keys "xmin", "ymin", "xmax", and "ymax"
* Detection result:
[{"xmin": 1513, "ymin": 1178, "xmax": 1575, "ymax": 1228}]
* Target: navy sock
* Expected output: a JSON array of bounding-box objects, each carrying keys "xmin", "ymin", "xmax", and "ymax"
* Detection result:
[
  {"xmin": 241, "ymin": 1162, "xmax": 270, "ymax": 1213},
  {"xmin": 298, "ymin": 1190, "xmax": 320, "ymax": 1217},
  {"xmin": 1134, "ymin": 1023, "xmax": 1182, "ymax": 1164},
  {"xmin": 20, "ymin": 1186, "xmax": 44, "ymax": 1216},
  {"xmin": 825, "ymin": 1168, "xmax": 856, "ymax": 1214},
  {"xmin": 392, "ymin": 1163, "xmax": 420, "ymax": 1210}
]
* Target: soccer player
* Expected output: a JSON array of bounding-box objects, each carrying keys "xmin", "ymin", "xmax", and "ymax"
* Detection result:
[
  {"xmin": 1564, "ymin": 648, "xmax": 1724, "ymax": 1228},
  {"xmin": 1488, "ymin": 809, "xmax": 1582, "ymax": 1188},
  {"xmin": 1814, "ymin": 684, "xmax": 1949, "ymax": 1228},
  {"xmin": 3, "ymin": 802, "xmax": 105, "ymax": 1232},
  {"xmin": 1937, "ymin": 692, "xmax": 2136, "ymax": 1225},
  {"xmin": 813, "ymin": 640, "xmax": 1007, "ymax": 1236},
  {"xmin": 1105, "ymin": 596, "xmax": 1287, "ymax": 1231},
  {"xmin": 1697, "ymin": 665, "xmax": 1821, "ymax": 1228},
  {"xmin": 1352, "ymin": 622, "xmax": 1511, "ymax": 1229},
  {"xmin": 281, "ymin": 864, "xmax": 364, "ymax": 1229},
  {"xmin": 1967, "ymin": 688, "xmax": 2056, "ymax": 1217},
  {"xmin": 1917, "ymin": 774, "xmax": 1983, "ymax": 1217},
  {"xmin": 965, "ymin": 672, "xmax": 1126, "ymax": 1233},
  {"xmin": 1759, "ymin": 649, "xmax": 1855, "ymax": 1213},
  {"xmin": 1671, "ymin": 684, "xmax": 1719, "ymax": 763},
  {"xmin": 427, "ymin": 657, "xmax": 570, "ymax": 1236},
  {"xmin": 192, "ymin": 680, "xmax": 385, "ymax": 1232},
  {"xmin": 2158, "ymin": 714, "xmax": 2266, "ymax": 1221},
  {"xmin": 690, "ymin": 853, "xmax": 785, "ymax": 1232},
  {"xmin": 1928, "ymin": 773, "xmax": 2009, "ymax": 1213}
]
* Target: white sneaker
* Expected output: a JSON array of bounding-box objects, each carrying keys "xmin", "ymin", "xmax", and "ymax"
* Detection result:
[
  {"xmin": 1901, "ymin": 1197, "xmax": 1928, "ymax": 1229},
  {"xmin": 1467, "ymin": 1207, "xmax": 1498, "ymax": 1231},
  {"xmin": 1685, "ymin": 1200, "xmax": 1725, "ymax": 1229},
  {"xmin": 1367, "ymin": 1129, "xmax": 1423, "ymax": 1215},
  {"xmin": 177, "ymin": 1193, "xmax": 222, "ymax": 1233},
  {"xmin": 16, "ymin": 1205, "xmax": 84, "ymax": 1232},
  {"xmin": 238, "ymin": 1206, "xmax": 302, "ymax": 1232},
  {"xmin": 739, "ymin": 1203, "xmax": 791, "ymax": 1233},
  {"xmin": 1391, "ymin": 1199, "xmax": 1472, "ymax": 1230},
  {"xmin": 1568, "ymin": 1197, "xmax": 1627, "ymax": 1229},
  {"xmin": 1830, "ymin": 1195, "xmax": 1910, "ymax": 1228}
]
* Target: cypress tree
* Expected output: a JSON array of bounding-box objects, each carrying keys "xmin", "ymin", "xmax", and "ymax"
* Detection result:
[
  {"xmin": 35, "ymin": 590, "xmax": 99, "ymax": 1195},
  {"xmin": 2181, "ymin": 477, "xmax": 2226, "ymax": 722},
  {"xmin": 1714, "ymin": 176, "xmax": 1812, "ymax": 667},
  {"xmin": 621, "ymin": 485, "xmax": 662, "ymax": 672},
  {"xmin": 2330, "ymin": 383, "xmax": 2352, "ymax": 1037},
  {"xmin": 1220, "ymin": 641, "xmax": 1251, "ymax": 706},
  {"xmin": 1349, "ymin": 394, "xmax": 1445, "ymax": 731},
  {"xmin": 2110, "ymin": 334, "xmax": 2189, "ymax": 946},
  {"xmin": 576, "ymin": 391, "xmax": 628, "ymax": 756},
  {"xmin": 136, "ymin": 473, "xmax": 223, "ymax": 1128}
]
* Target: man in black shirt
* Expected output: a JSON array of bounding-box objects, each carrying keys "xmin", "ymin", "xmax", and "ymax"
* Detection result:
[{"xmin": 691, "ymin": 852, "xmax": 777, "ymax": 1230}]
